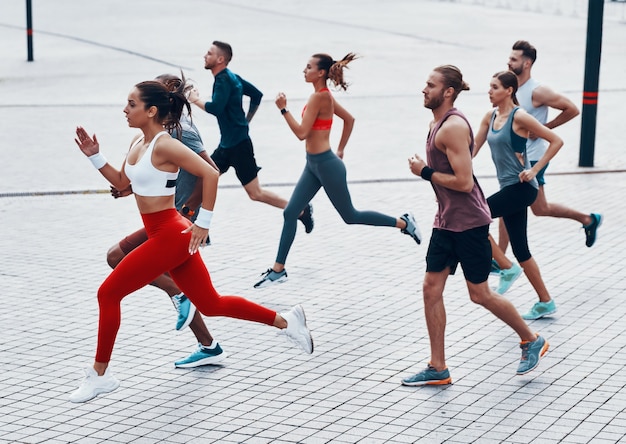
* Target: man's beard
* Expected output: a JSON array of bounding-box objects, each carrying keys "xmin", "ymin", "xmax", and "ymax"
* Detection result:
[{"xmin": 425, "ymin": 91, "xmax": 445, "ymax": 110}]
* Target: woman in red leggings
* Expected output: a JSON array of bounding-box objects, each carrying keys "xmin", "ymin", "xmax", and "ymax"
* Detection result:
[{"xmin": 70, "ymin": 75, "xmax": 313, "ymax": 403}]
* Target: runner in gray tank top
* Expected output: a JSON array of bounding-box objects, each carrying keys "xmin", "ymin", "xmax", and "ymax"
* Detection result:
[
  {"xmin": 497, "ymin": 40, "xmax": 602, "ymax": 258},
  {"xmin": 474, "ymin": 71, "xmax": 563, "ymax": 322}
]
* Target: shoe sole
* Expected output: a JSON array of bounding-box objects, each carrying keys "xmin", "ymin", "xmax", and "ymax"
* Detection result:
[
  {"xmin": 296, "ymin": 332, "xmax": 314, "ymax": 354},
  {"xmin": 401, "ymin": 377, "xmax": 452, "ymax": 387},
  {"xmin": 69, "ymin": 380, "xmax": 120, "ymax": 403},
  {"xmin": 517, "ymin": 339, "xmax": 549, "ymax": 375},
  {"xmin": 176, "ymin": 302, "xmax": 196, "ymax": 331},
  {"xmin": 409, "ymin": 231, "xmax": 422, "ymax": 245},
  {"xmin": 175, "ymin": 352, "xmax": 228, "ymax": 368},
  {"xmin": 254, "ymin": 275, "xmax": 288, "ymax": 289},
  {"xmin": 521, "ymin": 307, "xmax": 557, "ymax": 320}
]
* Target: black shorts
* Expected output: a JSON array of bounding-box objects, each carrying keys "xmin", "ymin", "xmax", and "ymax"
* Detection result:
[
  {"xmin": 210, "ymin": 138, "xmax": 261, "ymax": 186},
  {"xmin": 426, "ymin": 225, "xmax": 491, "ymax": 284}
]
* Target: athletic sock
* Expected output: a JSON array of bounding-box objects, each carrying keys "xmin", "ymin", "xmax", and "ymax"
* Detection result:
[{"xmin": 200, "ymin": 339, "xmax": 217, "ymax": 350}]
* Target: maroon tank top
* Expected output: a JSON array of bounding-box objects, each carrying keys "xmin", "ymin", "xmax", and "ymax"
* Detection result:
[{"xmin": 426, "ymin": 108, "xmax": 492, "ymax": 232}]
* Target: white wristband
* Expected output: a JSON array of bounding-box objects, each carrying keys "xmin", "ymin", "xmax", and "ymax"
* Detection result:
[
  {"xmin": 88, "ymin": 152, "xmax": 107, "ymax": 169},
  {"xmin": 194, "ymin": 207, "xmax": 213, "ymax": 229}
]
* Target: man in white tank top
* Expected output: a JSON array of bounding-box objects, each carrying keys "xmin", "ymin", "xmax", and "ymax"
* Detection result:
[{"xmin": 497, "ymin": 40, "xmax": 602, "ymax": 253}]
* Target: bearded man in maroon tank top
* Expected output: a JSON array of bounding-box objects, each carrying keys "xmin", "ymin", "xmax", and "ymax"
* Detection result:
[{"xmin": 400, "ymin": 65, "xmax": 549, "ymax": 387}]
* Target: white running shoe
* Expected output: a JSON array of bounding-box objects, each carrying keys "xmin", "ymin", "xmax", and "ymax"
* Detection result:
[
  {"xmin": 279, "ymin": 305, "xmax": 314, "ymax": 354},
  {"xmin": 69, "ymin": 366, "xmax": 120, "ymax": 403}
]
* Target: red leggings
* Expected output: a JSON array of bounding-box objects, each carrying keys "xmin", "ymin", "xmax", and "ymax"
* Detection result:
[{"xmin": 95, "ymin": 208, "xmax": 276, "ymax": 363}]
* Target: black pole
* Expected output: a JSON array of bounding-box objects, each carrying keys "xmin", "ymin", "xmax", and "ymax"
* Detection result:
[
  {"xmin": 26, "ymin": 0, "xmax": 34, "ymax": 62},
  {"xmin": 578, "ymin": 0, "xmax": 604, "ymax": 167}
]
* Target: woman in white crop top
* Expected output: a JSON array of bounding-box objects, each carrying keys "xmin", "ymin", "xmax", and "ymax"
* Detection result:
[{"xmin": 70, "ymin": 76, "xmax": 313, "ymax": 403}]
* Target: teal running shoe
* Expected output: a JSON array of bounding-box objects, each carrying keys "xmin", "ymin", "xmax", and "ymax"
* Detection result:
[
  {"xmin": 521, "ymin": 300, "xmax": 557, "ymax": 320},
  {"xmin": 584, "ymin": 213, "xmax": 603, "ymax": 247},
  {"xmin": 517, "ymin": 334, "xmax": 549, "ymax": 375},
  {"xmin": 172, "ymin": 294, "xmax": 196, "ymax": 331},
  {"xmin": 496, "ymin": 263, "xmax": 522, "ymax": 295},
  {"xmin": 401, "ymin": 364, "xmax": 452, "ymax": 386},
  {"xmin": 175, "ymin": 343, "xmax": 227, "ymax": 368}
]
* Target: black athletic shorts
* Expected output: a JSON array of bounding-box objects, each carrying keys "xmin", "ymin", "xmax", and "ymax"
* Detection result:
[
  {"xmin": 426, "ymin": 225, "xmax": 491, "ymax": 284},
  {"xmin": 210, "ymin": 137, "xmax": 261, "ymax": 186}
]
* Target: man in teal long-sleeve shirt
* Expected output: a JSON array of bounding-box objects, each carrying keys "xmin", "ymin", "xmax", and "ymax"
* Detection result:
[{"xmin": 190, "ymin": 40, "xmax": 314, "ymax": 235}]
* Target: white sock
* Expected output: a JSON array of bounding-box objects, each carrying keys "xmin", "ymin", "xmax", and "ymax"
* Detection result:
[{"xmin": 201, "ymin": 339, "xmax": 217, "ymax": 350}]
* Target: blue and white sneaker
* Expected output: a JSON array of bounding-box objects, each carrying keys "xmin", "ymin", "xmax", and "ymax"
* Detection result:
[
  {"xmin": 401, "ymin": 213, "xmax": 422, "ymax": 245},
  {"xmin": 401, "ymin": 363, "xmax": 452, "ymax": 386},
  {"xmin": 517, "ymin": 334, "xmax": 549, "ymax": 375},
  {"xmin": 172, "ymin": 294, "xmax": 196, "ymax": 331},
  {"xmin": 174, "ymin": 342, "xmax": 227, "ymax": 368},
  {"xmin": 254, "ymin": 268, "xmax": 288, "ymax": 289}
]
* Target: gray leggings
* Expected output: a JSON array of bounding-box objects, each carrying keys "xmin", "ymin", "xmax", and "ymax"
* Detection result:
[{"xmin": 276, "ymin": 149, "xmax": 397, "ymax": 265}]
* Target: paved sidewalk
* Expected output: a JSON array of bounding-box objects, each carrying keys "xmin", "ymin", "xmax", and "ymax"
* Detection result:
[
  {"xmin": 0, "ymin": 173, "xmax": 623, "ymax": 443},
  {"xmin": 1, "ymin": 1, "xmax": 625, "ymax": 443}
]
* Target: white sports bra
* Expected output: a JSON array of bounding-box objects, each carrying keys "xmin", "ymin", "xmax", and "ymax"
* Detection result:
[{"xmin": 124, "ymin": 131, "xmax": 179, "ymax": 197}]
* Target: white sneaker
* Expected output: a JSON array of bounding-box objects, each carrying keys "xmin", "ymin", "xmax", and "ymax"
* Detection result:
[
  {"xmin": 280, "ymin": 305, "xmax": 314, "ymax": 354},
  {"xmin": 69, "ymin": 366, "xmax": 120, "ymax": 403}
]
